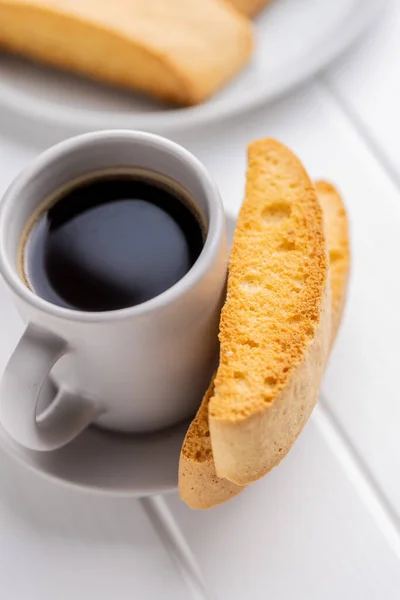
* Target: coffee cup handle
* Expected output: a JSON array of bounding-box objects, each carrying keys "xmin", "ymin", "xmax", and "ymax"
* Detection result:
[{"xmin": 0, "ymin": 324, "xmax": 102, "ymax": 451}]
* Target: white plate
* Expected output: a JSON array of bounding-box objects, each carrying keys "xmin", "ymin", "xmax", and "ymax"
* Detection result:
[
  {"xmin": 0, "ymin": 216, "xmax": 236, "ymax": 497},
  {"xmin": 0, "ymin": 0, "xmax": 382, "ymax": 135}
]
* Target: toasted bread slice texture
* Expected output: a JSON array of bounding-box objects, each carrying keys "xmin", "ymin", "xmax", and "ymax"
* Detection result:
[
  {"xmin": 316, "ymin": 181, "xmax": 350, "ymax": 345},
  {"xmin": 179, "ymin": 179, "xmax": 350, "ymax": 509},
  {"xmin": 179, "ymin": 380, "xmax": 242, "ymax": 508},
  {"xmin": 227, "ymin": 0, "xmax": 272, "ymax": 17},
  {"xmin": 207, "ymin": 139, "xmax": 330, "ymax": 486},
  {"xmin": 0, "ymin": 0, "xmax": 253, "ymax": 106}
]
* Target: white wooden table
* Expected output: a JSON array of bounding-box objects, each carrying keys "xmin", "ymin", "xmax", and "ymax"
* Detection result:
[{"xmin": 1, "ymin": 3, "xmax": 400, "ymax": 598}]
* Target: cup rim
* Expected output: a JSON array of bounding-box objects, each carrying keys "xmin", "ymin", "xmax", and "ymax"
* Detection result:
[{"xmin": 0, "ymin": 130, "xmax": 225, "ymax": 323}]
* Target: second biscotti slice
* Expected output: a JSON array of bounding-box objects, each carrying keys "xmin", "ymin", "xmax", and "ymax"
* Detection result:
[
  {"xmin": 316, "ymin": 181, "xmax": 350, "ymax": 345},
  {"xmin": 0, "ymin": 0, "xmax": 253, "ymax": 106},
  {"xmin": 208, "ymin": 139, "xmax": 331, "ymax": 486}
]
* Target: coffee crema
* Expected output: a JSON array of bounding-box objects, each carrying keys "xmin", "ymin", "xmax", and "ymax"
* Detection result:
[{"xmin": 20, "ymin": 170, "xmax": 205, "ymax": 312}]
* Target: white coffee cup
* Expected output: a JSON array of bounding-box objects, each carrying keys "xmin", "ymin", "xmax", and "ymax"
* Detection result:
[{"xmin": 0, "ymin": 131, "xmax": 227, "ymax": 451}]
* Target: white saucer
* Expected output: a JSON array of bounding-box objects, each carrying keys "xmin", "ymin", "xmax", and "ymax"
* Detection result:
[
  {"xmin": 0, "ymin": 217, "xmax": 236, "ymax": 497},
  {"xmin": 0, "ymin": 0, "xmax": 383, "ymax": 135},
  {"xmin": 0, "ymin": 416, "xmax": 189, "ymax": 497}
]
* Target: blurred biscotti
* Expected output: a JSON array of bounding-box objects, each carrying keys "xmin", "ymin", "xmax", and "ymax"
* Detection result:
[
  {"xmin": 0, "ymin": 0, "xmax": 253, "ymax": 105},
  {"xmin": 179, "ymin": 179, "xmax": 350, "ymax": 509},
  {"xmin": 227, "ymin": 0, "xmax": 273, "ymax": 17}
]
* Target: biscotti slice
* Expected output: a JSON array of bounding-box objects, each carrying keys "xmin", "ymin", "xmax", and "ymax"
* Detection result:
[
  {"xmin": 179, "ymin": 180, "xmax": 350, "ymax": 508},
  {"xmin": 228, "ymin": 0, "xmax": 272, "ymax": 17},
  {"xmin": 179, "ymin": 380, "xmax": 242, "ymax": 508},
  {"xmin": 207, "ymin": 139, "xmax": 330, "ymax": 486},
  {"xmin": 0, "ymin": 0, "xmax": 253, "ymax": 106},
  {"xmin": 316, "ymin": 181, "xmax": 350, "ymax": 345}
]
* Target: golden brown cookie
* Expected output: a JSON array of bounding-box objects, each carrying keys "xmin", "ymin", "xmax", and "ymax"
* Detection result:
[
  {"xmin": 227, "ymin": 0, "xmax": 273, "ymax": 17},
  {"xmin": 0, "ymin": 0, "xmax": 253, "ymax": 105},
  {"xmin": 316, "ymin": 181, "xmax": 350, "ymax": 345},
  {"xmin": 179, "ymin": 178, "xmax": 350, "ymax": 508}
]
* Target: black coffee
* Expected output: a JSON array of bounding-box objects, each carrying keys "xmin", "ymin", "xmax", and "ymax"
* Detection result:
[{"xmin": 21, "ymin": 172, "xmax": 204, "ymax": 311}]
